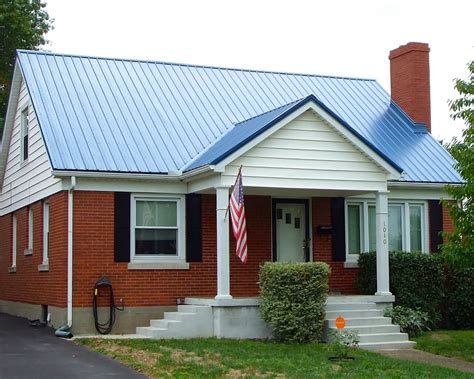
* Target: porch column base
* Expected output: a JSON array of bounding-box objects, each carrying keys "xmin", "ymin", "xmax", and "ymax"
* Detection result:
[
  {"xmin": 375, "ymin": 291, "xmax": 392, "ymax": 296},
  {"xmin": 214, "ymin": 295, "xmax": 233, "ymax": 300}
]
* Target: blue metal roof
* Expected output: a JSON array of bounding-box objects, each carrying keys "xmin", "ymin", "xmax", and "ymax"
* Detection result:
[
  {"xmin": 185, "ymin": 95, "xmax": 404, "ymax": 173},
  {"xmin": 17, "ymin": 50, "xmax": 461, "ymax": 183}
]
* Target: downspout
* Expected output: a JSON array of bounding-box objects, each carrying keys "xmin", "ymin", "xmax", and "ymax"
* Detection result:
[{"xmin": 67, "ymin": 176, "xmax": 76, "ymax": 327}]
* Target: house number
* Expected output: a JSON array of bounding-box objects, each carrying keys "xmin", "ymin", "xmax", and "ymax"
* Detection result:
[{"xmin": 383, "ymin": 221, "xmax": 387, "ymax": 245}]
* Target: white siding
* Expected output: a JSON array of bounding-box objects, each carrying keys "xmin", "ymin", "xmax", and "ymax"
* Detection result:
[
  {"xmin": 222, "ymin": 110, "xmax": 388, "ymax": 192},
  {"xmin": 0, "ymin": 79, "xmax": 62, "ymax": 215}
]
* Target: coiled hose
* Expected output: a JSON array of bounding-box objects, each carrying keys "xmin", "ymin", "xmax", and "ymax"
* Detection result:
[{"xmin": 92, "ymin": 276, "xmax": 124, "ymax": 334}]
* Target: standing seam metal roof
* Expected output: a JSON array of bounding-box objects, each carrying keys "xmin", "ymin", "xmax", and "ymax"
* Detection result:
[{"xmin": 16, "ymin": 50, "xmax": 461, "ymax": 183}]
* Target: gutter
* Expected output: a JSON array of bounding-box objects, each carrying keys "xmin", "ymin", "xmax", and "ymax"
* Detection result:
[
  {"xmin": 387, "ymin": 181, "xmax": 461, "ymax": 189},
  {"xmin": 52, "ymin": 164, "xmax": 213, "ymax": 181},
  {"xmin": 67, "ymin": 176, "xmax": 76, "ymax": 327}
]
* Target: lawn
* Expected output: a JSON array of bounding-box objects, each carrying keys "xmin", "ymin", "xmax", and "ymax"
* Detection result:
[
  {"xmin": 414, "ymin": 330, "xmax": 474, "ymax": 364},
  {"xmin": 77, "ymin": 338, "xmax": 470, "ymax": 378}
]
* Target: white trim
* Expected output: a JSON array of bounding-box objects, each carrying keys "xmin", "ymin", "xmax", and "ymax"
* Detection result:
[
  {"xmin": 0, "ymin": 62, "xmax": 23, "ymax": 189},
  {"xmin": 28, "ymin": 206, "xmax": 33, "ymax": 251},
  {"xmin": 42, "ymin": 200, "xmax": 49, "ymax": 264},
  {"xmin": 345, "ymin": 198, "xmax": 429, "ymax": 259},
  {"xmin": 388, "ymin": 181, "xmax": 461, "ymax": 188},
  {"xmin": 130, "ymin": 194, "xmax": 186, "ymax": 264},
  {"xmin": 12, "ymin": 213, "xmax": 17, "ymax": 268},
  {"xmin": 215, "ymin": 101, "xmax": 401, "ymax": 179},
  {"xmin": 127, "ymin": 262, "xmax": 189, "ymax": 270},
  {"xmin": 20, "ymin": 106, "xmax": 29, "ymax": 163}
]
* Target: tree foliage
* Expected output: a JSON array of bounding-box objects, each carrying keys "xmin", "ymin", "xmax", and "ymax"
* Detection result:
[
  {"xmin": 442, "ymin": 61, "xmax": 474, "ymax": 268},
  {"xmin": 0, "ymin": 0, "xmax": 53, "ymax": 135}
]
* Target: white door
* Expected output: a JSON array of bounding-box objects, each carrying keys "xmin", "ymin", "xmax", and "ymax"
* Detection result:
[{"xmin": 275, "ymin": 202, "xmax": 308, "ymax": 262}]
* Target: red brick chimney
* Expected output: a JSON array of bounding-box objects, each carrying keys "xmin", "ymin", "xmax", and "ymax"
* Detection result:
[{"xmin": 389, "ymin": 42, "xmax": 431, "ymax": 132}]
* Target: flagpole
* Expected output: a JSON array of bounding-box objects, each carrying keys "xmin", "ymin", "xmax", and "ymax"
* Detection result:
[{"xmin": 224, "ymin": 165, "xmax": 243, "ymax": 220}]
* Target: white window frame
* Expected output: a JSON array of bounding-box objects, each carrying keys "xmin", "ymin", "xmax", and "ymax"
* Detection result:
[
  {"xmin": 345, "ymin": 199, "xmax": 428, "ymax": 262},
  {"xmin": 130, "ymin": 194, "xmax": 186, "ymax": 263},
  {"xmin": 25, "ymin": 207, "xmax": 34, "ymax": 255},
  {"xmin": 43, "ymin": 201, "xmax": 49, "ymax": 264},
  {"xmin": 20, "ymin": 106, "xmax": 29, "ymax": 162},
  {"xmin": 12, "ymin": 214, "xmax": 17, "ymax": 268}
]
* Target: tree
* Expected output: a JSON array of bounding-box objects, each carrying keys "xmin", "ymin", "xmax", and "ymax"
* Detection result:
[
  {"xmin": 0, "ymin": 0, "xmax": 53, "ymax": 136},
  {"xmin": 442, "ymin": 61, "xmax": 474, "ymax": 268}
]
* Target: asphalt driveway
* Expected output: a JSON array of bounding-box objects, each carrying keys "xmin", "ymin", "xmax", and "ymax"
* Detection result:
[{"xmin": 0, "ymin": 313, "xmax": 145, "ymax": 378}]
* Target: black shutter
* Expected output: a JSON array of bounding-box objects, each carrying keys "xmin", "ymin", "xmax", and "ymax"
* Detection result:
[
  {"xmin": 331, "ymin": 197, "xmax": 346, "ymax": 262},
  {"xmin": 114, "ymin": 192, "xmax": 131, "ymax": 262},
  {"xmin": 429, "ymin": 200, "xmax": 443, "ymax": 253},
  {"xmin": 186, "ymin": 194, "xmax": 202, "ymax": 262}
]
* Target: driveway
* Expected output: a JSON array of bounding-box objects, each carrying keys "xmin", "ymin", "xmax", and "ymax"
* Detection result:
[{"xmin": 0, "ymin": 313, "xmax": 145, "ymax": 378}]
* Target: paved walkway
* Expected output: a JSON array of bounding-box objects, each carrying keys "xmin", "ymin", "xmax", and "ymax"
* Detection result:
[
  {"xmin": 380, "ymin": 349, "xmax": 474, "ymax": 374},
  {"xmin": 0, "ymin": 313, "xmax": 145, "ymax": 379}
]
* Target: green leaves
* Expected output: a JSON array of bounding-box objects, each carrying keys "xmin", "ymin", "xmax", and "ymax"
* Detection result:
[
  {"xmin": 0, "ymin": 0, "xmax": 54, "ymax": 135},
  {"xmin": 384, "ymin": 306, "xmax": 431, "ymax": 337},
  {"xmin": 356, "ymin": 252, "xmax": 444, "ymax": 323},
  {"xmin": 443, "ymin": 60, "xmax": 474, "ymax": 269},
  {"xmin": 259, "ymin": 262, "xmax": 329, "ymax": 343}
]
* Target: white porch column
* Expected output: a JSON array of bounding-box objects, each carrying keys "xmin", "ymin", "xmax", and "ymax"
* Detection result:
[
  {"xmin": 215, "ymin": 186, "xmax": 232, "ymax": 300},
  {"xmin": 375, "ymin": 191, "xmax": 392, "ymax": 295}
]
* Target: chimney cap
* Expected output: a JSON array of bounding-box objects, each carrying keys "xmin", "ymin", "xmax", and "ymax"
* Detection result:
[{"xmin": 389, "ymin": 42, "xmax": 430, "ymax": 60}]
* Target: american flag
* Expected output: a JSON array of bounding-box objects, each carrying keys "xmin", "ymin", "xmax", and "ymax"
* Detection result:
[{"xmin": 230, "ymin": 169, "xmax": 248, "ymax": 263}]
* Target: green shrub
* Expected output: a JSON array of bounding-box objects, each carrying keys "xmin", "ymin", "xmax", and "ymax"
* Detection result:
[
  {"xmin": 329, "ymin": 329, "xmax": 359, "ymax": 358},
  {"xmin": 442, "ymin": 267, "xmax": 474, "ymax": 329},
  {"xmin": 259, "ymin": 262, "xmax": 329, "ymax": 342},
  {"xmin": 356, "ymin": 252, "xmax": 443, "ymax": 323},
  {"xmin": 384, "ymin": 306, "xmax": 431, "ymax": 337}
]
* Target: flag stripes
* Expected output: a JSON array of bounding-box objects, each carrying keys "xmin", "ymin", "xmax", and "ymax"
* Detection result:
[{"xmin": 230, "ymin": 169, "xmax": 248, "ymax": 263}]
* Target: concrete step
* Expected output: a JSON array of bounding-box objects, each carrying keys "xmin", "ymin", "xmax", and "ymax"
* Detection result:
[
  {"xmin": 329, "ymin": 324, "xmax": 400, "ymax": 334},
  {"xmin": 177, "ymin": 305, "xmax": 211, "ymax": 314},
  {"xmin": 326, "ymin": 309, "xmax": 384, "ymax": 319},
  {"xmin": 358, "ymin": 332, "xmax": 410, "ymax": 344},
  {"xmin": 136, "ymin": 326, "xmax": 167, "ymax": 338},
  {"xmin": 163, "ymin": 311, "xmax": 196, "ymax": 321},
  {"xmin": 326, "ymin": 317, "xmax": 392, "ymax": 327},
  {"xmin": 150, "ymin": 319, "xmax": 181, "ymax": 328},
  {"xmin": 326, "ymin": 302, "xmax": 377, "ymax": 312},
  {"xmin": 359, "ymin": 340, "xmax": 416, "ymax": 351}
]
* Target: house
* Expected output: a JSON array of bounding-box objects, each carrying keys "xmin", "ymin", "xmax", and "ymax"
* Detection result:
[{"xmin": 0, "ymin": 42, "xmax": 460, "ymax": 339}]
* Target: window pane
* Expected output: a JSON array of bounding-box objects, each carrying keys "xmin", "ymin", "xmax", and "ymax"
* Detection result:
[
  {"xmin": 388, "ymin": 205, "xmax": 403, "ymax": 251},
  {"xmin": 347, "ymin": 205, "xmax": 361, "ymax": 254},
  {"xmin": 136, "ymin": 201, "xmax": 177, "ymax": 227},
  {"xmin": 135, "ymin": 229, "xmax": 177, "ymax": 255},
  {"xmin": 368, "ymin": 206, "xmax": 376, "ymax": 252},
  {"xmin": 410, "ymin": 205, "xmax": 422, "ymax": 251}
]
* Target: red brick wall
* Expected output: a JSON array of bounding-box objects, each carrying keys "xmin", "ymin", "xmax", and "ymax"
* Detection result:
[
  {"xmin": 389, "ymin": 42, "xmax": 431, "ymax": 132},
  {"xmin": 0, "ymin": 192, "xmax": 68, "ymax": 307},
  {"xmin": 312, "ymin": 197, "xmax": 358, "ymax": 294}
]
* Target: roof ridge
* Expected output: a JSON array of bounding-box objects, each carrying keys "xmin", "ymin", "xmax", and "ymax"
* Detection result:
[
  {"xmin": 16, "ymin": 49, "xmax": 377, "ymax": 82},
  {"xmin": 234, "ymin": 97, "xmax": 306, "ymax": 126}
]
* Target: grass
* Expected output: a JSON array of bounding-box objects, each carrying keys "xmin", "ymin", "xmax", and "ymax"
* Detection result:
[
  {"xmin": 414, "ymin": 330, "xmax": 474, "ymax": 364},
  {"xmin": 77, "ymin": 338, "xmax": 471, "ymax": 378}
]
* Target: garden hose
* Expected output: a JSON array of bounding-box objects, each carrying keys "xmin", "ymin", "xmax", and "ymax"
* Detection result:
[{"xmin": 92, "ymin": 276, "xmax": 124, "ymax": 334}]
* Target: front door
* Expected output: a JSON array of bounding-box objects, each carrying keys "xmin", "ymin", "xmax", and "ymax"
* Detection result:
[{"xmin": 273, "ymin": 199, "xmax": 310, "ymax": 262}]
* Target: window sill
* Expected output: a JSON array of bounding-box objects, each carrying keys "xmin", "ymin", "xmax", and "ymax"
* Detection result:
[
  {"xmin": 128, "ymin": 261, "xmax": 190, "ymax": 270},
  {"xmin": 24, "ymin": 249, "xmax": 33, "ymax": 256},
  {"xmin": 8, "ymin": 266, "xmax": 16, "ymax": 273},
  {"xmin": 344, "ymin": 261, "xmax": 359, "ymax": 268},
  {"xmin": 38, "ymin": 263, "xmax": 49, "ymax": 272}
]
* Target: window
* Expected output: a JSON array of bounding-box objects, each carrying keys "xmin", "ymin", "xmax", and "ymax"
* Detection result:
[
  {"xmin": 43, "ymin": 201, "xmax": 49, "ymax": 264},
  {"xmin": 27, "ymin": 207, "xmax": 34, "ymax": 252},
  {"xmin": 12, "ymin": 214, "xmax": 17, "ymax": 268},
  {"xmin": 131, "ymin": 195, "xmax": 185, "ymax": 262},
  {"xmin": 20, "ymin": 107, "xmax": 29, "ymax": 161},
  {"xmin": 346, "ymin": 200, "xmax": 427, "ymax": 260}
]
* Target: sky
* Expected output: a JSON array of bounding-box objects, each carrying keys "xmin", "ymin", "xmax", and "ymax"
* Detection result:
[{"xmin": 44, "ymin": 0, "xmax": 473, "ymax": 142}]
